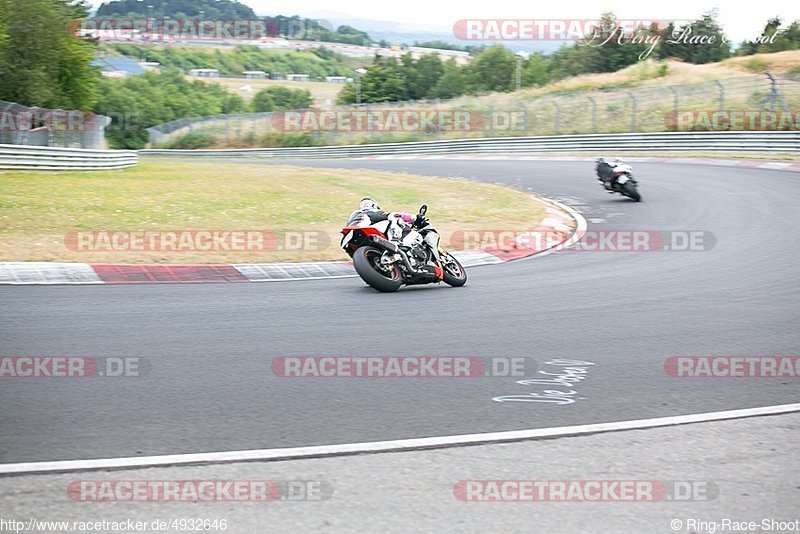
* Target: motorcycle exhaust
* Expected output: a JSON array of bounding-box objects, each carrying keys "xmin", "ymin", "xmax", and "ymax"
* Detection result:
[{"xmin": 369, "ymin": 235, "xmax": 417, "ymax": 273}]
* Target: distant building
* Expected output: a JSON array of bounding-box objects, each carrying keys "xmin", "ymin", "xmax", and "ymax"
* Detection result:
[
  {"xmin": 286, "ymin": 74, "xmax": 310, "ymax": 82},
  {"xmin": 188, "ymin": 69, "xmax": 220, "ymax": 78},
  {"xmin": 407, "ymin": 47, "xmax": 471, "ymax": 64},
  {"xmin": 91, "ymin": 56, "xmax": 146, "ymax": 78},
  {"xmin": 325, "ymin": 76, "xmax": 347, "ymax": 83},
  {"xmin": 243, "ymin": 71, "xmax": 267, "ymax": 79},
  {"xmin": 259, "ymin": 39, "xmax": 291, "ymax": 49}
]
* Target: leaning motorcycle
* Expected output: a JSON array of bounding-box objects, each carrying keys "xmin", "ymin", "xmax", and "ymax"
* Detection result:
[
  {"xmin": 340, "ymin": 205, "xmax": 467, "ymax": 293},
  {"xmin": 599, "ymin": 161, "xmax": 642, "ymax": 202}
]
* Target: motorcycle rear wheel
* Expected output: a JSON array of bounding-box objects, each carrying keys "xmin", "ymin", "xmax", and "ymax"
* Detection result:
[
  {"xmin": 623, "ymin": 182, "xmax": 642, "ymax": 202},
  {"xmin": 353, "ymin": 246, "xmax": 403, "ymax": 293}
]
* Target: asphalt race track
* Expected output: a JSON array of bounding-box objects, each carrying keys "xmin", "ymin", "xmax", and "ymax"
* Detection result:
[{"xmin": 1, "ymin": 159, "xmax": 799, "ymax": 464}]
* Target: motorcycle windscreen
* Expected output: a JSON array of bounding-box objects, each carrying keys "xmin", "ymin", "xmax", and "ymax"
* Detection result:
[{"xmin": 345, "ymin": 210, "xmax": 366, "ymax": 226}]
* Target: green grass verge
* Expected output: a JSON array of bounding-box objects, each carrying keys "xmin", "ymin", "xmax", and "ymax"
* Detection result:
[{"xmin": 0, "ymin": 159, "xmax": 545, "ymax": 264}]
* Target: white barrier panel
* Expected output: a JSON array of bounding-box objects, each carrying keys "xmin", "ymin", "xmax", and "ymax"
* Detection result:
[{"xmin": 0, "ymin": 144, "xmax": 138, "ymax": 170}]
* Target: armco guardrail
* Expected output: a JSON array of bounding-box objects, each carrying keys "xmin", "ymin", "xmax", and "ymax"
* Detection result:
[
  {"xmin": 0, "ymin": 144, "xmax": 138, "ymax": 170},
  {"xmin": 140, "ymin": 132, "xmax": 800, "ymax": 160}
]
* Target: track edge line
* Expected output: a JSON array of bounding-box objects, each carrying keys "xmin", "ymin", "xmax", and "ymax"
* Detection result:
[{"xmin": 3, "ymin": 403, "xmax": 798, "ymax": 476}]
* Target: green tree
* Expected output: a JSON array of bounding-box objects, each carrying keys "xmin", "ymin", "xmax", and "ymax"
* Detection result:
[
  {"xmin": 359, "ymin": 61, "xmax": 408, "ymax": 102},
  {"xmin": 658, "ymin": 23, "xmax": 682, "ymax": 58},
  {"xmin": 336, "ymin": 82, "xmax": 357, "ymax": 105},
  {"xmin": 414, "ymin": 54, "xmax": 444, "ymax": 98},
  {"xmin": 565, "ymin": 12, "xmax": 658, "ymax": 74},
  {"xmin": 739, "ymin": 18, "xmax": 800, "ymax": 55},
  {"xmin": 0, "ymin": 0, "xmax": 99, "ymax": 109},
  {"xmin": 431, "ymin": 58, "xmax": 466, "ymax": 99},
  {"xmin": 104, "ymin": 43, "xmax": 357, "ymax": 78},
  {"xmin": 251, "ymin": 87, "xmax": 313, "ymax": 111},
  {"xmin": 92, "ymin": 69, "xmax": 248, "ymax": 148},
  {"xmin": 520, "ymin": 53, "xmax": 550, "ymax": 87},
  {"xmin": 661, "ymin": 10, "xmax": 731, "ymax": 64},
  {"xmin": 399, "ymin": 54, "xmax": 423, "ymax": 100},
  {"xmin": 251, "ymin": 90, "xmax": 275, "ymax": 112},
  {"xmin": 465, "ymin": 45, "xmax": 515, "ymax": 93},
  {"xmin": 222, "ymin": 93, "xmax": 246, "ymax": 114},
  {"xmin": 96, "ymin": 0, "xmax": 256, "ymax": 18}
]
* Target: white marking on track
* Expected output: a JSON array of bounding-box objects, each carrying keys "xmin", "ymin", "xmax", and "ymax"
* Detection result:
[{"xmin": 1, "ymin": 403, "xmax": 797, "ymax": 475}]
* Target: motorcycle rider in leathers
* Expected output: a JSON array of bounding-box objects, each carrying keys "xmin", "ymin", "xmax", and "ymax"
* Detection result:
[
  {"xmin": 346, "ymin": 197, "xmax": 442, "ymax": 267},
  {"xmin": 596, "ymin": 157, "xmax": 619, "ymax": 190}
]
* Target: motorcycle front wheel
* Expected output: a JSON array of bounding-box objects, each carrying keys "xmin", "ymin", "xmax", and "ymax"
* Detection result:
[
  {"xmin": 353, "ymin": 246, "xmax": 403, "ymax": 293},
  {"xmin": 441, "ymin": 252, "xmax": 467, "ymax": 287}
]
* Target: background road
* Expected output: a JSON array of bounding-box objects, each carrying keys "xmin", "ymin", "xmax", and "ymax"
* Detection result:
[{"xmin": 1, "ymin": 159, "xmax": 798, "ymax": 464}]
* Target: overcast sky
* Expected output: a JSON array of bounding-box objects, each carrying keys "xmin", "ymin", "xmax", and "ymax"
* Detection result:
[{"xmin": 89, "ymin": 0, "xmax": 799, "ymax": 42}]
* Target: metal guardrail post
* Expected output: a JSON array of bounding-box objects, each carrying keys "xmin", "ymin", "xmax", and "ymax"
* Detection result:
[
  {"xmin": 714, "ymin": 80, "xmax": 725, "ymax": 112},
  {"xmin": 522, "ymin": 104, "xmax": 529, "ymax": 135},
  {"xmin": 587, "ymin": 96, "xmax": 597, "ymax": 134},
  {"xmin": 760, "ymin": 71, "xmax": 788, "ymax": 112},
  {"xmin": 553, "ymin": 101, "xmax": 560, "ymax": 135},
  {"xmin": 668, "ymin": 86, "xmax": 679, "ymax": 119}
]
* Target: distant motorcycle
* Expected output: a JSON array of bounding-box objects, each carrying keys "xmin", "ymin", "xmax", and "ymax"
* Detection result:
[
  {"xmin": 340, "ymin": 205, "xmax": 467, "ymax": 293},
  {"xmin": 596, "ymin": 158, "xmax": 642, "ymax": 202}
]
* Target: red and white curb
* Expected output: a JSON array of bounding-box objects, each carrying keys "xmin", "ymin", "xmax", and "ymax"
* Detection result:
[
  {"xmin": 362, "ymin": 154, "xmax": 800, "ymax": 172},
  {"xmin": 0, "ymin": 198, "xmax": 583, "ymax": 285}
]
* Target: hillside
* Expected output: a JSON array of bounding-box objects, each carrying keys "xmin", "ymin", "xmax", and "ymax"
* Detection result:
[
  {"xmin": 102, "ymin": 43, "xmax": 367, "ymax": 78},
  {"xmin": 93, "ymin": 3, "xmax": 375, "ymax": 46},
  {"xmin": 155, "ymin": 50, "xmax": 800, "ymax": 149},
  {"xmin": 462, "ymin": 50, "xmax": 800, "ymax": 104},
  {"xmin": 96, "ymin": 0, "xmax": 256, "ymax": 18}
]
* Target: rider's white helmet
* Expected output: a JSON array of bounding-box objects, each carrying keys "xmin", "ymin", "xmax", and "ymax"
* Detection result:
[{"xmin": 359, "ymin": 197, "xmax": 381, "ymax": 211}]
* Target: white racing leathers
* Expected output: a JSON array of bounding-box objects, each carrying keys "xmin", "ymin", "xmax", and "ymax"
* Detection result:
[{"xmin": 346, "ymin": 210, "xmax": 441, "ymax": 266}]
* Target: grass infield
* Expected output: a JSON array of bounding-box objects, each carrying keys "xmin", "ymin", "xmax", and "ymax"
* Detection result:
[{"xmin": 0, "ymin": 159, "xmax": 545, "ymax": 264}]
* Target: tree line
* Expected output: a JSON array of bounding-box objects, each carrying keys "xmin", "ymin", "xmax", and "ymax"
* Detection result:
[
  {"xmin": 95, "ymin": 70, "xmax": 312, "ymax": 148},
  {"xmin": 104, "ymin": 43, "xmax": 358, "ymax": 78},
  {"xmin": 2, "ymin": 2, "xmax": 799, "ymax": 149},
  {"xmin": 338, "ymin": 11, "xmax": 800, "ymax": 104},
  {"xmin": 94, "ymin": 2, "xmax": 376, "ymax": 48}
]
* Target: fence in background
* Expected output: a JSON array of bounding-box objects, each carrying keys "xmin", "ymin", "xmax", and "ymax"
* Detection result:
[{"xmin": 145, "ymin": 73, "xmax": 800, "ymax": 148}]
